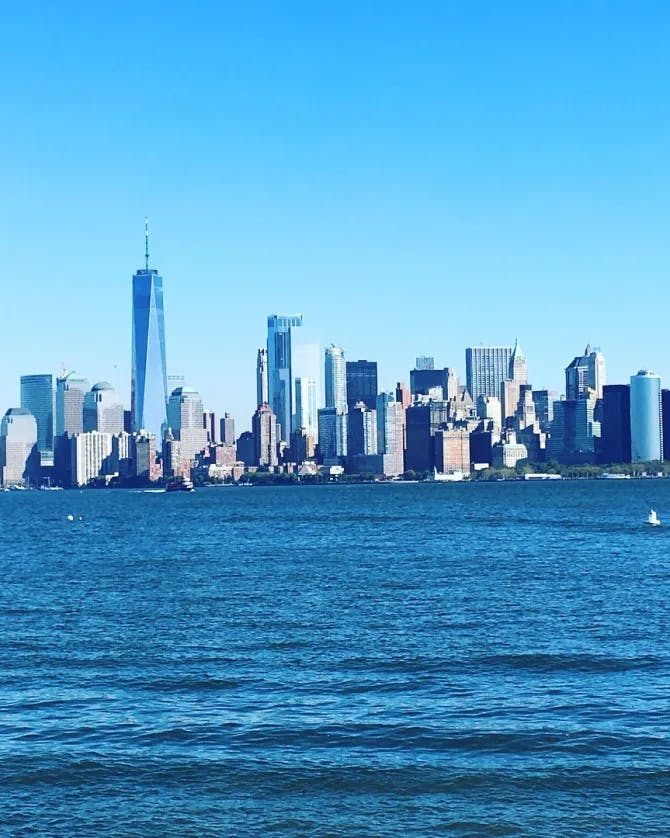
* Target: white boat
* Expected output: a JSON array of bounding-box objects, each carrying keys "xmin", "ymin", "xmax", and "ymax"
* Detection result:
[{"xmin": 647, "ymin": 509, "xmax": 661, "ymax": 526}]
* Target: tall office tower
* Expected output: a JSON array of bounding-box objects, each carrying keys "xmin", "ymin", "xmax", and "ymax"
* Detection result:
[
  {"xmin": 56, "ymin": 373, "xmax": 89, "ymax": 435},
  {"xmin": 565, "ymin": 344, "xmax": 606, "ymax": 400},
  {"xmin": 252, "ymin": 403, "xmax": 279, "ymax": 467},
  {"xmin": 202, "ymin": 410, "xmax": 217, "ymax": 444},
  {"xmin": 167, "ymin": 387, "xmax": 209, "ymax": 461},
  {"xmin": 532, "ymin": 389, "xmax": 558, "ymax": 431},
  {"xmin": 0, "ymin": 408, "xmax": 39, "ymax": 487},
  {"xmin": 663, "ymin": 390, "xmax": 670, "ymax": 461},
  {"xmin": 376, "ymin": 392, "xmax": 405, "ymax": 476},
  {"xmin": 477, "ymin": 395, "xmax": 502, "ymax": 430},
  {"xmin": 501, "ymin": 339, "xmax": 528, "ymax": 421},
  {"xmin": 220, "ymin": 413, "xmax": 235, "ymax": 445},
  {"xmin": 465, "ymin": 346, "xmax": 514, "ymax": 405},
  {"xmin": 415, "ymin": 356, "xmax": 434, "ymax": 371},
  {"xmin": 83, "ymin": 382, "xmax": 124, "ymax": 434},
  {"xmin": 630, "ymin": 370, "xmax": 662, "ymax": 462},
  {"xmin": 404, "ymin": 401, "xmax": 450, "ymax": 472},
  {"xmin": 325, "ymin": 345, "xmax": 347, "ymax": 410},
  {"xmin": 256, "ymin": 348, "xmax": 269, "ymax": 406},
  {"xmin": 294, "ymin": 377, "xmax": 318, "ymax": 443},
  {"xmin": 131, "ymin": 221, "xmax": 168, "ymax": 446},
  {"xmin": 508, "ymin": 339, "xmax": 528, "ymax": 384},
  {"xmin": 267, "ymin": 314, "xmax": 302, "ymax": 442},
  {"xmin": 347, "ymin": 402, "xmax": 377, "ymax": 458},
  {"xmin": 395, "ymin": 382, "xmax": 411, "ymax": 409},
  {"xmin": 20, "ymin": 374, "xmax": 54, "ymax": 457},
  {"xmin": 600, "ymin": 384, "xmax": 631, "ymax": 463},
  {"xmin": 346, "ymin": 360, "xmax": 378, "ymax": 410},
  {"xmin": 132, "ymin": 431, "xmax": 159, "ymax": 481},
  {"xmin": 410, "ymin": 366, "xmax": 458, "ymax": 400},
  {"xmin": 317, "ymin": 408, "xmax": 347, "ymax": 462}
]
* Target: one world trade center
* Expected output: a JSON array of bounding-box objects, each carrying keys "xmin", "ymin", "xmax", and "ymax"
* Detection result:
[{"xmin": 131, "ymin": 221, "xmax": 168, "ymax": 447}]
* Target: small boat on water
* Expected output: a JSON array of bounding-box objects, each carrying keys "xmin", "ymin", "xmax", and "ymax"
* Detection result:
[
  {"xmin": 166, "ymin": 476, "xmax": 194, "ymax": 493},
  {"xmin": 647, "ymin": 508, "xmax": 661, "ymax": 526}
]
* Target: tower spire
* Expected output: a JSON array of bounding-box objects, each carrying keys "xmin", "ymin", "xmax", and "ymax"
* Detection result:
[{"xmin": 144, "ymin": 217, "xmax": 150, "ymax": 271}]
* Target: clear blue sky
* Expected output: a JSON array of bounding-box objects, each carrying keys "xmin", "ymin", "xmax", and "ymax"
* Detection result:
[{"xmin": 1, "ymin": 2, "xmax": 669, "ymax": 428}]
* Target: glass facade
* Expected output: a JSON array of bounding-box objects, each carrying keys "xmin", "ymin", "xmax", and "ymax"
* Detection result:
[
  {"xmin": 131, "ymin": 269, "xmax": 168, "ymax": 446},
  {"xmin": 346, "ymin": 360, "xmax": 378, "ymax": 410},
  {"xmin": 267, "ymin": 314, "xmax": 302, "ymax": 442},
  {"xmin": 20, "ymin": 374, "xmax": 54, "ymax": 454}
]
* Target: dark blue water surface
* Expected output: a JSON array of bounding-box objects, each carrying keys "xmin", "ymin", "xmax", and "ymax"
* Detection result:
[{"xmin": 2, "ymin": 481, "xmax": 670, "ymax": 836}]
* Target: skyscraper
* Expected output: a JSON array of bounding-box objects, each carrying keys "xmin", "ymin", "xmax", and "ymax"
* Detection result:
[
  {"xmin": 83, "ymin": 382, "xmax": 124, "ymax": 434},
  {"xmin": 465, "ymin": 346, "xmax": 514, "ymax": 404},
  {"xmin": 267, "ymin": 314, "xmax": 302, "ymax": 442},
  {"xmin": 346, "ymin": 360, "xmax": 378, "ymax": 410},
  {"xmin": 131, "ymin": 221, "xmax": 168, "ymax": 446},
  {"xmin": 600, "ymin": 384, "xmax": 631, "ymax": 463},
  {"xmin": 220, "ymin": 413, "xmax": 235, "ymax": 445},
  {"xmin": 565, "ymin": 345, "xmax": 605, "ymax": 400},
  {"xmin": 630, "ymin": 370, "xmax": 662, "ymax": 462},
  {"xmin": 167, "ymin": 386, "xmax": 208, "ymax": 461},
  {"xmin": 0, "ymin": 408, "xmax": 39, "ymax": 487},
  {"xmin": 256, "ymin": 348, "xmax": 269, "ymax": 407},
  {"xmin": 252, "ymin": 403, "xmax": 279, "ymax": 467},
  {"xmin": 20, "ymin": 374, "xmax": 54, "ymax": 457},
  {"xmin": 325, "ymin": 345, "xmax": 347, "ymax": 411},
  {"xmin": 56, "ymin": 373, "xmax": 89, "ymax": 435},
  {"xmin": 294, "ymin": 377, "xmax": 318, "ymax": 443},
  {"xmin": 376, "ymin": 392, "xmax": 405, "ymax": 476}
]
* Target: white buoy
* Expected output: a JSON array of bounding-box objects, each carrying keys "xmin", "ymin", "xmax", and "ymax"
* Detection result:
[{"xmin": 67, "ymin": 514, "xmax": 74, "ymax": 522}]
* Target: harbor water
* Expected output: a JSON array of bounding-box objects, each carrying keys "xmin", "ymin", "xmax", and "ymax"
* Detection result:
[{"xmin": 1, "ymin": 481, "xmax": 669, "ymax": 835}]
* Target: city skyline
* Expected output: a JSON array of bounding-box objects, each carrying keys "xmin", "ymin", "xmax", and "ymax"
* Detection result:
[{"xmin": 2, "ymin": 5, "xmax": 670, "ymax": 426}]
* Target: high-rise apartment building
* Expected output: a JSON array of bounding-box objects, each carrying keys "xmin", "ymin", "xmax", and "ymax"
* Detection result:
[
  {"xmin": 465, "ymin": 346, "xmax": 514, "ymax": 405},
  {"xmin": 252, "ymin": 403, "xmax": 278, "ymax": 467},
  {"xmin": 630, "ymin": 370, "xmax": 662, "ymax": 462},
  {"xmin": 267, "ymin": 314, "xmax": 302, "ymax": 442},
  {"xmin": 83, "ymin": 382, "xmax": 124, "ymax": 434},
  {"xmin": 565, "ymin": 345, "xmax": 605, "ymax": 400},
  {"xmin": 256, "ymin": 348, "xmax": 269, "ymax": 406},
  {"xmin": 325, "ymin": 345, "xmax": 347, "ymax": 411},
  {"xmin": 376, "ymin": 392, "xmax": 405, "ymax": 476},
  {"xmin": 294, "ymin": 377, "xmax": 318, "ymax": 443},
  {"xmin": 131, "ymin": 222, "xmax": 168, "ymax": 446},
  {"xmin": 346, "ymin": 360, "xmax": 378, "ymax": 410},
  {"xmin": 20, "ymin": 374, "xmax": 54, "ymax": 457},
  {"xmin": 0, "ymin": 408, "xmax": 39, "ymax": 487}
]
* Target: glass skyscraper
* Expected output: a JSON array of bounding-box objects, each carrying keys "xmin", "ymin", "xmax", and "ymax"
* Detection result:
[
  {"xmin": 325, "ymin": 345, "xmax": 347, "ymax": 411},
  {"xmin": 20, "ymin": 374, "xmax": 54, "ymax": 455},
  {"xmin": 131, "ymin": 226, "xmax": 168, "ymax": 446},
  {"xmin": 267, "ymin": 314, "xmax": 302, "ymax": 442}
]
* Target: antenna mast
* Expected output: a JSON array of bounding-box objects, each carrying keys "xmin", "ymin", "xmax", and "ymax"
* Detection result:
[{"xmin": 144, "ymin": 217, "xmax": 150, "ymax": 271}]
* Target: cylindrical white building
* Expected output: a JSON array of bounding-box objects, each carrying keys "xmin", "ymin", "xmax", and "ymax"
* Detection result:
[{"xmin": 630, "ymin": 369, "xmax": 662, "ymax": 462}]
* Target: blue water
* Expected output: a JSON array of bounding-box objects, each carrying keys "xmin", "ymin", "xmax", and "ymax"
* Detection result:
[{"xmin": 1, "ymin": 482, "xmax": 669, "ymax": 836}]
